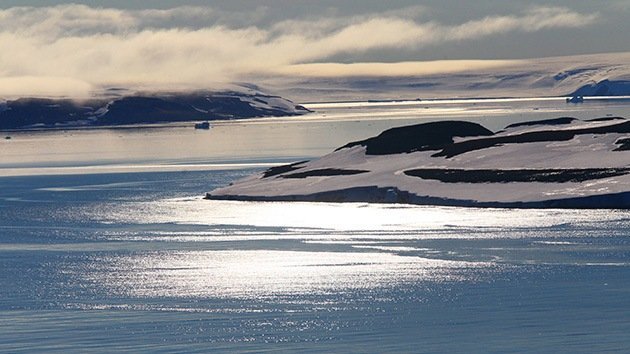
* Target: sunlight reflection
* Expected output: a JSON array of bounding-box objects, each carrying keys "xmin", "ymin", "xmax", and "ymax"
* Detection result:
[
  {"xmin": 86, "ymin": 250, "xmax": 493, "ymax": 299},
  {"xmin": 97, "ymin": 198, "xmax": 630, "ymax": 233}
]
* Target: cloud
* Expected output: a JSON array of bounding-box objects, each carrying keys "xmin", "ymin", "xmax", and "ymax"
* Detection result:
[
  {"xmin": 0, "ymin": 4, "xmax": 599, "ymax": 97},
  {"xmin": 0, "ymin": 76, "xmax": 92, "ymax": 98},
  {"xmin": 446, "ymin": 7, "xmax": 599, "ymax": 40},
  {"xmin": 277, "ymin": 60, "xmax": 520, "ymax": 78}
]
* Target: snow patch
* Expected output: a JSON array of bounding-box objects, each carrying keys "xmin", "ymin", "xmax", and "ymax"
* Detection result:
[{"xmin": 208, "ymin": 117, "xmax": 630, "ymax": 208}]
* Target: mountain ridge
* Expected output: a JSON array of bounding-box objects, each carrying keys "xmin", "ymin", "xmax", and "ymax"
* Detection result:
[{"xmin": 0, "ymin": 89, "xmax": 309, "ymax": 130}]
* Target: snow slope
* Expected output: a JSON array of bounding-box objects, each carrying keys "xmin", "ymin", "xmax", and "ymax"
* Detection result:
[
  {"xmin": 208, "ymin": 117, "xmax": 630, "ymax": 208},
  {"xmin": 261, "ymin": 52, "xmax": 630, "ymax": 102}
]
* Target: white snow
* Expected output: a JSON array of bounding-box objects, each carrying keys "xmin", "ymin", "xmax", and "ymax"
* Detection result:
[
  {"xmin": 211, "ymin": 91, "xmax": 304, "ymax": 114},
  {"xmin": 263, "ymin": 52, "xmax": 630, "ymax": 102},
  {"xmin": 244, "ymin": 95, "xmax": 297, "ymax": 112},
  {"xmin": 209, "ymin": 118, "xmax": 630, "ymax": 207}
]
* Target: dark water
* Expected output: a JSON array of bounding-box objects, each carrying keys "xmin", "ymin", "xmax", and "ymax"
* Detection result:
[{"xmin": 1, "ymin": 170, "xmax": 630, "ymax": 353}]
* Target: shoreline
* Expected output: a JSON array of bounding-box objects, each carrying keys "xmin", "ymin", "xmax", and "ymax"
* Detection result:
[{"xmin": 4, "ymin": 94, "xmax": 630, "ymax": 133}]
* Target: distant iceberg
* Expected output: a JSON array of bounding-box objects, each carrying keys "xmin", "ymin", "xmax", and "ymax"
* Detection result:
[
  {"xmin": 565, "ymin": 95, "xmax": 584, "ymax": 103},
  {"xmin": 194, "ymin": 121, "xmax": 211, "ymax": 129},
  {"xmin": 208, "ymin": 117, "xmax": 630, "ymax": 208}
]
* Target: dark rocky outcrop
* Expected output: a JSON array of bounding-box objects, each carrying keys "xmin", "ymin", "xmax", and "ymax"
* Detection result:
[
  {"xmin": 334, "ymin": 117, "xmax": 630, "ymax": 159},
  {"xmin": 281, "ymin": 168, "xmax": 368, "ymax": 179},
  {"xmin": 504, "ymin": 117, "xmax": 576, "ymax": 129},
  {"xmin": 207, "ymin": 186, "xmax": 630, "ymax": 209},
  {"xmin": 614, "ymin": 138, "xmax": 630, "ymax": 151},
  {"xmin": 404, "ymin": 168, "xmax": 629, "ymax": 183},
  {"xmin": 262, "ymin": 161, "xmax": 309, "ymax": 178},
  {"xmin": 433, "ymin": 118, "xmax": 630, "ymax": 158},
  {"xmin": 337, "ymin": 121, "xmax": 494, "ymax": 155}
]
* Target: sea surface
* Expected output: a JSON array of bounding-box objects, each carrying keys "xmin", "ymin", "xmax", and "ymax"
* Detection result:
[{"xmin": 1, "ymin": 98, "xmax": 630, "ymax": 352}]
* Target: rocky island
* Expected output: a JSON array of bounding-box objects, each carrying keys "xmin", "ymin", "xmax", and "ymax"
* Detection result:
[
  {"xmin": 208, "ymin": 117, "xmax": 630, "ymax": 208},
  {"xmin": 0, "ymin": 88, "xmax": 309, "ymax": 130}
]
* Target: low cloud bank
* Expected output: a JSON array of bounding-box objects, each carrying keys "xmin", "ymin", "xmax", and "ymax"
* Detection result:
[{"xmin": 0, "ymin": 4, "xmax": 598, "ymax": 97}]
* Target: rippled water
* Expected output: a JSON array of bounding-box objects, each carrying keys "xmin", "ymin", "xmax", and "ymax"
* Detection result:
[
  {"xmin": 2, "ymin": 99, "xmax": 630, "ymax": 352},
  {"xmin": 1, "ymin": 170, "xmax": 630, "ymax": 353}
]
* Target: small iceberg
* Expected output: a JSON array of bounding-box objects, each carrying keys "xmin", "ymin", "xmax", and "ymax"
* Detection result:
[
  {"xmin": 566, "ymin": 95, "xmax": 584, "ymax": 103},
  {"xmin": 194, "ymin": 121, "xmax": 211, "ymax": 129}
]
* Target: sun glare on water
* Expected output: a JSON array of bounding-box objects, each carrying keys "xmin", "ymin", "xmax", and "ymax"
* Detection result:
[{"xmin": 102, "ymin": 198, "xmax": 627, "ymax": 233}]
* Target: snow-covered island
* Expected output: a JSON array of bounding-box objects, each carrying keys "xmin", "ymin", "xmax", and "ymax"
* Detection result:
[
  {"xmin": 207, "ymin": 117, "xmax": 630, "ymax": 208},
  {"xmin": 0, "ymin": 88, "xmax": 309, "ymax": 130}
]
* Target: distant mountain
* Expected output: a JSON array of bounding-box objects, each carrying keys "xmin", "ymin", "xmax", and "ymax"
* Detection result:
[
  {"xmin": 569, "ymin": 79, "xmax": 630, "ymax": 96},
  {"xmin": 208, "ymin": 117, "xmax": 630, "ymax": 208},
  {"xmin": 0, "ymin": 90, "xmax": 310, "ymax": 130},
  {"xmin": 263, "ymin": 52, "xmax": 630, "ymax": 102}
]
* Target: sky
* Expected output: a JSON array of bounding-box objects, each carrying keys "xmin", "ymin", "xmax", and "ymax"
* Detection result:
[{"xmin": 0, "ymin": 0, "xmax": 628, "ymax": 97}]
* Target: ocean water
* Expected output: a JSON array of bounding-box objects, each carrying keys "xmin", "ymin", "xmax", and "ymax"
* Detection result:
[
  {"xmin": 1, "ymin": 170, "xmax": 630, "ymax": 353},
  {"xmin": 1, "ymin": 98, "xmax": 630, "ymax": 352}
]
